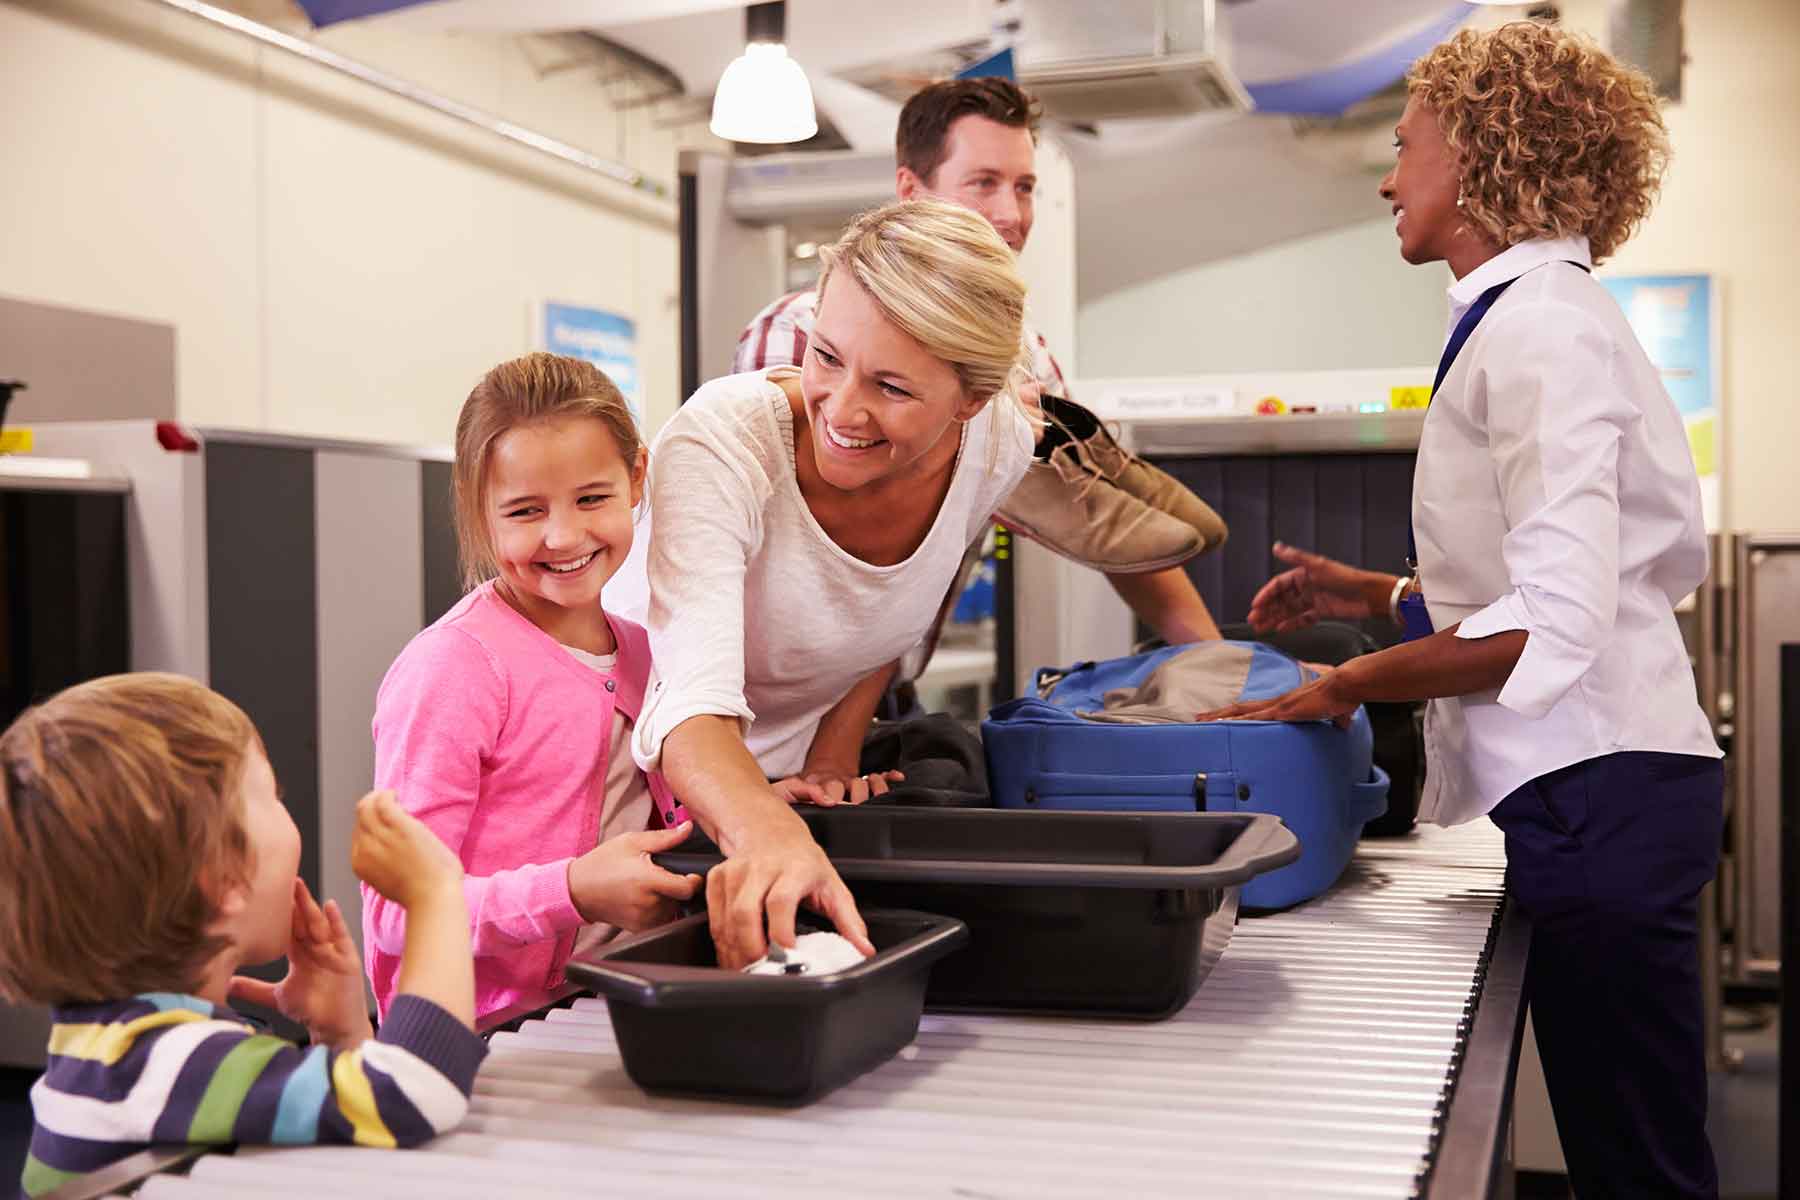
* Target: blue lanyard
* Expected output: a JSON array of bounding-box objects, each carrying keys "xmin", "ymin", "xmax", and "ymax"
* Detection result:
[
  {"xmin": 1400, "ymin": 260, "xmax": 1590, "ymax": 639},
  {"xmin": 1399, "ymin": 276, "xmax": 1520, "ymax": 641}
]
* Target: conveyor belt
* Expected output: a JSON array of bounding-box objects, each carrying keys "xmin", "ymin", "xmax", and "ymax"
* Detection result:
[{"xmin": 138, "ymin": 822, "xmax": 1512, "ymax": 1200}]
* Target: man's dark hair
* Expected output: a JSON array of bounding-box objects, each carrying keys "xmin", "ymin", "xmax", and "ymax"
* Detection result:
[{"xmin": 896, "ymin": 77, "xmax": 1042, "ymax": 184}]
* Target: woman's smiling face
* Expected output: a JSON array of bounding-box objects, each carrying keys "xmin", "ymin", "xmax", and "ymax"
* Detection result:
[
  {"xmin": 799, "ymin": 270, "xmax": 981, "ymax": 494},
  {"xmin": 1380, "ymin": 95, "xmax": 1465, "ymax": 269}
]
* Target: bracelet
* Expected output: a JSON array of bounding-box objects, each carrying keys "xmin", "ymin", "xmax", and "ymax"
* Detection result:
[{"xmin": 1387, "ymin": 574, "xmax": 1414, "ymax": 624}]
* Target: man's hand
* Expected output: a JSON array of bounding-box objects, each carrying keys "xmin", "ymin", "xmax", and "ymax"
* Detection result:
[
  {"xmin": 1248, "ymin": 542, "xmax": 1393, "ymax": 634},
  {"xmin": 351, "ymin": 790, "xmax": 463, "ymax": 910},
  {"xmin": 705, "ymin": 804, "xmax": 872, "ymax": 969},
  {"xmin": 771, "ymin": 766, "xmax": 905, "ymax": 807},
  {"xmin": 229, "ymin": 878, "xmax": 372, "ymax": 1050}
]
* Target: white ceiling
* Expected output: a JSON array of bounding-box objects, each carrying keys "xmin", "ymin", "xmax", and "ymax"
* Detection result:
[{"xmin": 336, "ymin": 0, "xmax": 1503, "ymax": 301}]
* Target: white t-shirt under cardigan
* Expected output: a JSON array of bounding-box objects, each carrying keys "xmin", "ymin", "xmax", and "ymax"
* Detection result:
[{"xmin": 630, "ymin": 369, "xmax": 1035, "ymax": 778}]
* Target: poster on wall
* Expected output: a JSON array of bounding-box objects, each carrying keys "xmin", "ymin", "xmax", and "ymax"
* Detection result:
[
  {"xmin": 1598, "ymin": 273, "xmax": 1721, "ymax": 530},
  {"xmin": 538, "ymin": 301, "xmax": 642, "ymax": 425}
]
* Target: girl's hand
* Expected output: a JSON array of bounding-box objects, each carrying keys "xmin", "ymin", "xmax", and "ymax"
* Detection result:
[
  {"xmin": 351, "ymin": 790, "xmax": 463, "ymax": 910},
  {"xmin": 1195, "ymin": 671, "xmax": 1359, "ymax": 729},
  {"xmin": 1248, "ymin": 543, "xmax": 1387, "ymax": 633},
  {"xmin": 229, "ymin": 878, "xmax": 373, "ymax": 1051},
  {"xmin": 772, "ymin": 767, "xmax": 905, "ymax": 808},
  {"xmin": 567, "ymin": 823, "xmax": 704, "ymax": 932}
]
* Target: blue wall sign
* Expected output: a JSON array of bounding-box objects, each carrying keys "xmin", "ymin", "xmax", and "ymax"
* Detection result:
[{"xmin": 542, "ymin": 302, "xmax": 641, "ymax": 423}]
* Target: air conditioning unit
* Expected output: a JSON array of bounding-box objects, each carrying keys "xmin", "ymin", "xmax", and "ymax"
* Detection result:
[
  {"xmin": 1017, "ymin": 0, "xmax": 1251, "ymax": 120},
  {"xmin": 1018, "ymin": 51, "xmax": 1251, "ymax": 121}
]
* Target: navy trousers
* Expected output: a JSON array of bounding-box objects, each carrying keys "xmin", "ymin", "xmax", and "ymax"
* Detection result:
[{"xmin": 1488, "ymin": 751, "xmax": 1723, "ymax": 1199}]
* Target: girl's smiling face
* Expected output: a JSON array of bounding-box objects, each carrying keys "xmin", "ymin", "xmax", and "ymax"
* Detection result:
[{"xmin": 485, "ymin": 416, "xmax": 644, "ymax": 638}]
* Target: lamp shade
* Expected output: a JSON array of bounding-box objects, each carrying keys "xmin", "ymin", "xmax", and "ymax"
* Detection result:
[{"xmin": 709, "ymin": 42, "xmax": 818, "ymax": 144}]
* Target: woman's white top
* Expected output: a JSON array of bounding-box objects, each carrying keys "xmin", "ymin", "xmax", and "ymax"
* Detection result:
[
  {"xmin": 630, "ymin": 369, "xmax": 1034, "ymax": 778},
  {"xmin": 1416, "ymin": 236, "xmax": 1721, "ymax": 827}
]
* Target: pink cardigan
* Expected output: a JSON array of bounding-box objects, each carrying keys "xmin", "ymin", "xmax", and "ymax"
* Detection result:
[{"xmin": 364, "ymin": 582, "xmax": 687, "ymax": 1022}]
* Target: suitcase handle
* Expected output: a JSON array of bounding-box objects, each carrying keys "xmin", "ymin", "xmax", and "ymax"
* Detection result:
[{"xmin": 1351, "ymin": 764, "xmax": 1391, "ymax": 825}]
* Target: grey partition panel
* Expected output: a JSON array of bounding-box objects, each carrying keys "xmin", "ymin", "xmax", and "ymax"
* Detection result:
[
  {"xmin": 315, "ymin": 453, "xmax": 425, "ymax": 956},
  {"xmin": 0, "ymin": 295, "xmax": 176, "ymax": 422},
  {"xmin": 205, "ymin": 442, "xmax": 320, "ymax": 898},
  {"xmin": 1151, "ymin": 451, "xmax": 1417, "ymax": 639},
  {"xmin": 421, "ymin": 459, "xmax": 463, "ymax": 625}
]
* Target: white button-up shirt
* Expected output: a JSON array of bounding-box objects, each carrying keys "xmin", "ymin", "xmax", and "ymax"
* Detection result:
[{"xmin": 1414, "ymin": 236, "xmax": 1721, "ymax": 826}]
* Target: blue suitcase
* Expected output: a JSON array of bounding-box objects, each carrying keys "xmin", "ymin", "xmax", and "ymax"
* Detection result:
[{"xmin": 981, "ymin": 642, "xmax": 1390, "ymax": 910}]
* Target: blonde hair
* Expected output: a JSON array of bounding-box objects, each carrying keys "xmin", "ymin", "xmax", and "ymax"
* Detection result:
[
  {"xmin": 0, "ymin": 673, "xmax": 256, "ymax": 1004},
  {"xmin": 452, "ymin": 352, "xmax": 644, "ymax": 590},
  {"xmin": 1407, "ymin": 21, "xmax": 1669, "ymax": 263},
  {"xmin": 815, "ymin": 198, "xmax": 1027, "ymax": 412}
]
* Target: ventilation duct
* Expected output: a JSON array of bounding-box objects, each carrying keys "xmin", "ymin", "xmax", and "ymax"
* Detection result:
[{"xmin": 1015, "ymin": 0, "xmax": 1252, "ymax": 121}]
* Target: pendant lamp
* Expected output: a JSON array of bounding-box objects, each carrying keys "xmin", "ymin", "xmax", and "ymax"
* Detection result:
[{"xmin": 709, "ymin": 2, "xmax": 818, "ymax": 145}]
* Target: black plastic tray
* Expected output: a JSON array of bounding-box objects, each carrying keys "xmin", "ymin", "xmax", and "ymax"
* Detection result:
[
  {"xmin": 657, "ymin": 808, "xmax": 1300, "ymax": 1019},
  {"xmin": 564, "ymin": 908, "xmax": 966, "ymax": 1105}
]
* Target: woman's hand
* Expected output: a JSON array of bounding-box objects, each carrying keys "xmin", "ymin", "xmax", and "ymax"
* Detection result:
[
  {"xmin": 567, "ymin": 823, "xmax": 704, "ymax": 931},
  {"xmin": 659, "ymin": 716, "xmax": 875, "ymax": 970},
  {"xmin": 772, "ymin": 766, "xmax": 906, "ymax": 807},
  {"xmin": 1248, "ymin": 542, "xmax": 1396, "ymax": 633},
  {"xmin": 704, "ymin": 804, "xmax": 874, "ymax": 969},
  {"xmin": 229, "ymin": 878, "xmax": 373, "ymax": 1051},
  {"xmin": 1195, "ymin": 669, "xmax": 1360, "ymax": 729}
]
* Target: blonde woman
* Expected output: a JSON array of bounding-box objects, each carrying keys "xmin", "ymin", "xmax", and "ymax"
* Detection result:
[
  {"xmin": 1211, "ymin": 23, "xmax": 1721, "ymax": 1198},
  {"xmin": 630, "ymin": 199, "xmax": 1036, "ymax": 968}
]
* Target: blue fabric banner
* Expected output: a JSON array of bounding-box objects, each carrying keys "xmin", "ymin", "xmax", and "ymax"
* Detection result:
[
  {"xmin": 1245, "ymin": 5, "xmax": 1467, "ymax": 116},
  {"xmin": 294, "ymin": 0, "xmax": 435, "ymax": 28}
]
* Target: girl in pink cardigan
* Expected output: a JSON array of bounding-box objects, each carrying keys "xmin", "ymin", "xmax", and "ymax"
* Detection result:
[{"xmin": 365, "ymin": 353, "xmax": 699, "ymax": 1023}]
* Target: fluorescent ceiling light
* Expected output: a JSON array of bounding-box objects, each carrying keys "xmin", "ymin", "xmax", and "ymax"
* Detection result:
[{"xmin": 710, "ymin": 2, "xmax": 817, "ymax": 145}]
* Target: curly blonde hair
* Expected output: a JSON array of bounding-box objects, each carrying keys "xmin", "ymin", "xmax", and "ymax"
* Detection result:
[{"xmin": 1407, "ymin": 21, "xmax": 1669, "ymax": 262}]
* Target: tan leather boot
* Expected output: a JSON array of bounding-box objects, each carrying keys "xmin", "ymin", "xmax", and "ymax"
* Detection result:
[
  {"xmin": 995, "ymin": 458, "xmax": 1205, "ymax": 574},
  {"xmin": 1046, "ymin": 419, "xmax": 1229, "ymax": 552}
]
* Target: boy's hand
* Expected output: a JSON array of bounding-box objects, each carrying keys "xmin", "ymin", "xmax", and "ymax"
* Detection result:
[
  {"xmin": 567, "ymin": 823, "xmax": 703, "ymax": 932},
  {"xmin": 352, "ymin": 790, "xmax": 464, "ymax": 910},
  {"xmin": 229, "ymin": 878, "xmax": 373, "ymax": 1050}
]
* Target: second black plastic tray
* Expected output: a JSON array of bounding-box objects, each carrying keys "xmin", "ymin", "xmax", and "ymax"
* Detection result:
[
  {"xmin": 565, "ymin": 908, "xmax": 966, "ymax": 1105},
  {"xmin": 657, "ymin": 808, "xmax": 1300, "ymax": 1019}
]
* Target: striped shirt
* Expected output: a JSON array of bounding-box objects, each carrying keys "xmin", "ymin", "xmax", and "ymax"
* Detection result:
[
  {"xmin": 22, "ymin": 993, "xmax": 485, "ymax": 1197},
  {"xmin": 733, "ymin": 287, "xmax": 1071, "ymax": 398}
]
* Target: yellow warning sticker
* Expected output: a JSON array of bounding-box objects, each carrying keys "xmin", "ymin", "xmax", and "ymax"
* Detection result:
[
  {"xmin": 1389, "ymin": 387, "xmax": 1431, "ymax": 411},
  {"xmin": 0, "ymin": 429, "xmax": 34, "ymax": 454}
]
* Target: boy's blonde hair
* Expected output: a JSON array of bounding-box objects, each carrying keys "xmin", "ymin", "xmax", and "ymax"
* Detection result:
[
  {"xmin": 0, "ymin": 674, "xmax": 256, "ymax": 1004},
  {"xmin": 452, "ymin": 352, "xmax": 644, "ymax": 590},
  {"xmin": 815, "ymin": 198, "xmax": 1027, "ymax": 412},
  {"xmin": 1407, "ymin": 21, "xmax": 1669, "ymax": 263}
]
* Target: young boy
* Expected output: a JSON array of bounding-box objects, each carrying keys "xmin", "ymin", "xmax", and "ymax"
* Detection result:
[{"xmin": 0, "ymin": 673, "xmax": 485, "ymax": 1197}]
